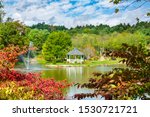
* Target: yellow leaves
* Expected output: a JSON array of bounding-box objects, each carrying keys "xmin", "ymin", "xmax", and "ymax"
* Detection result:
[
  {"xmin": 5, "ymin": 87, "xmax": 12, "ymax": 95},
  {"xmin": 117, "ymin": 82, "xmax": 121, "ymax": 86},
  {"xmin": 109, "ymin": 74, "xmax": 114, "ymax": 78},
  {"xmin": 18, "ymin": 87, "xmax": 23, "ymax": 91},
  {"xmin": 129, "ymin": 87, "xmax": 134, "ymax": 90},
  {"xmin": 109, "ymin": 80, "xmax": 115, "ymax": 83},
  {"xmin": 110, "ymin": 84, "xmax": 117, "ymax": 88}
]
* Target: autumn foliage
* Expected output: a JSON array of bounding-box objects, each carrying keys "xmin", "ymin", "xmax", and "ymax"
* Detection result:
[
  {"xmin": 0, "ymin": 69, "xmax": 69, "ymax": 99},
  {"xmin": 74, "ymin": 44, "xmax": 150, "ymax": 100},
  {"xmin": 0, "ymin": 45, "xmax": 27, "ymax": 69},
  {"xmin": 0, "ymin": 45, "xmax": 70, "ymax": 100}
]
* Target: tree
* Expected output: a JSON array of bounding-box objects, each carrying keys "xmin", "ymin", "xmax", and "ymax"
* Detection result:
[
  {"xmin": 82, "ymin": 45, "xmax": 96, "ymax": 59},
  {"xmin": 0, "ymin": 0, "xmax": 5, "ymax": 23},
  {"xmin": 0, "ymin": 21, "xmax": 29, "ymax": 49},
  {"xmin": 103, "ymin": 31, "xmax": 149, "ymax": 50},
  {"xmin": 31, "ymin": 22, "xmax": 67, "ymax": 32},
  {"xmin": 28, "ymin": 29, "xmax": 49, "ymax": 51},
  {"xmin": 72, "ymin": 34, "xmax": 107, "ymax": 57},
  {"xmin": 74, "ymin": 44, "xmax": 150, "ymax": 100},
  {"xmin": 42, "ymin": 31, "xmax": 72, "ymax": 62},
  {"xmin": 110, "ymin": 0, "xmax": 150, "ymax": 16}
]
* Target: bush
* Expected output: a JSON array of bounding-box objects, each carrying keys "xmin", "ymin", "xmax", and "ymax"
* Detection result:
[{"xmin": 0, "ymin": 69, "xmax": 70, "ymax": 100}]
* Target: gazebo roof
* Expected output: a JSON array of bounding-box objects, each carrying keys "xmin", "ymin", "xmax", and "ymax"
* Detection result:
[{"xmin": 67, "ymin": 48, "xmax": 84, "ymax": 55}]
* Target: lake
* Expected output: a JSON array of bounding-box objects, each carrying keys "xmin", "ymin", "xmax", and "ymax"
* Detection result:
[{"xmin": 16, "ymin": 64, "xmax": 125, "ymax": 100}]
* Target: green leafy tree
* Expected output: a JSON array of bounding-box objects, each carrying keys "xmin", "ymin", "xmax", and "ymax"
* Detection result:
[
  {"xmin": 0, "ymin": 21, "xmax": 29, "ymax": 49},
  {"xmin": 72, "ymin": 33, "xmax": 114, "ymax": 57},
  {"xmin": 31, "ymin": 22, "xmax": 67, "ymax": 32},
  {"xmin": 103, "ymin": 31, "xmax": 149, "ymax": 50},
  {"xmin": 42, "ymin": 31, "xmax": 72, "ymax": 62},
  {"xmin": 28, "ymin": 29, "xmax": 49, "ymax": 51}
]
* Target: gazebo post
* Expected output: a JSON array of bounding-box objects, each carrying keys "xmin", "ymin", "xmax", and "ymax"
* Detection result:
[
  {"xmin": 75, "ymin": 55, "xmax": 76, "ymax": 63},
  {"xmin": 81, "ymin": 55, "xmax": 82, "ymax": 60},
  {"xmin": 69, "ymin": 55, "xmax": 70, "ymax": 63}
]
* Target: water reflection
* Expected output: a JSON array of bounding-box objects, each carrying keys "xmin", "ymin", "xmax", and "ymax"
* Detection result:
[
  {"xmin": 41, "ymin": 65, "xmax": 125, "ymax": 99},
  {"xmin": 16, "ymin": 64, "xmax": 125, "ymax": 99}
]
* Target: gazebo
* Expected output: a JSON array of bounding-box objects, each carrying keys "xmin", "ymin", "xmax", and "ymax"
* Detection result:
[{"xmin": 67, "ymin": 48, "xmax": 84, "ymax": 63}]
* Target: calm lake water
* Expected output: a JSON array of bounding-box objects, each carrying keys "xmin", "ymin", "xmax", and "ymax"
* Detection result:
[{"xmin": 16, "ymin": 64, "xmax": 125, "ymax": 100}]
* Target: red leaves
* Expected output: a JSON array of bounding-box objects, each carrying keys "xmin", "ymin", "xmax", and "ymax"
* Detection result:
[
  {"xmin": 0, "ymin": 69, "xmax": 70, "ymax": 100},
  {"xmin": 0, "ymin": 45, "xmax": 27, "ymax": 69}
]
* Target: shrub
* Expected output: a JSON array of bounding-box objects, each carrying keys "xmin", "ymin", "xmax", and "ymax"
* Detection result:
[{"xmin": 0, "ymin": 69, "xmax": 70, "ymax": 100}]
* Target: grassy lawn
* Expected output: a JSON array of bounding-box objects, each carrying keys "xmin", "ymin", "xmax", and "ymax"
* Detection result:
[
  {"xmin": 37, "ymin": 56, "xmax": 122, "ymax": 67},
  {"xmin": 84, "ymin": 58, "xmax": 122, "ymax": 66}
]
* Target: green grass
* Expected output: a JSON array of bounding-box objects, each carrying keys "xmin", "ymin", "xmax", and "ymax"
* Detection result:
[
  {"xmin": 37, "ymin": 56, "xmax": 122, "ymax": 67},
  {"xmin": 36, "ymin": 57, "xmax": 48, "ymax": 64},
  {"xmin": 85, "ymin": 59, "xmax": 121, "ymax": 66}
]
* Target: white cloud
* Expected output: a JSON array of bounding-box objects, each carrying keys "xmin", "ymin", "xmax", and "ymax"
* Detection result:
[
  {"xmin": 12, "ymin": 12, "xmax": 23, "ymax": 21},
  {"xmin": 3, "ymin": 0, "xmax": 150, "ymax": 28},
  {"xmin": 97, "ymin": 0, "xmax": 114, "ymax": 8}
]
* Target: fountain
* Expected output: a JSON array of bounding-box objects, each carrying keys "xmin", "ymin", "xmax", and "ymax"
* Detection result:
[
  {"xmin": 14, "ymin": 41, "xmax": 52, "ymax": 72},
  {"xmin": 21, "ymin": 41, "xmax": 33, "ymax": 70},
  {"xmin": 18, "ymin": 41, "xmax": 49, "ymax": 71}
]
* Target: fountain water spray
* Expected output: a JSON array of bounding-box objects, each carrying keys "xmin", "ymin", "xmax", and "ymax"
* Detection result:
[{"xmin": 21, "ymin": 41, "xmax": 33, "ymax": 70}]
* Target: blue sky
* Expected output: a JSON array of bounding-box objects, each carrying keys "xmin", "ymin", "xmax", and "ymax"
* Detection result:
[{"xmin": 3, "ymin": 0, "xmax": 150, "ymax": 28}]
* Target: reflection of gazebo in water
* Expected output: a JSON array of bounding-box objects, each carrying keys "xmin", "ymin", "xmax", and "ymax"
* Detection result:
[{"xmin": 67, "ymin": 48, "xmax": 85, "ymax": 63}]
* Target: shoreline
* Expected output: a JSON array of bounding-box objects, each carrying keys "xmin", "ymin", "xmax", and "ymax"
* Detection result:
[
  {"xmin": 45, "ymin": 63, "xmax": 124, "ymax": 68},
  {"xmin": 27, "ymin": 57, "xmax": 125, "ymax": 68}
]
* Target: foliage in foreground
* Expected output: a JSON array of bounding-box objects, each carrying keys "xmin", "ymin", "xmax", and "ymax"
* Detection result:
[
  {"xmin": 0, "ymin": 69, "xmax": 69, "ymax": 100},
  {"xmin": 0, "ymin": 45, "xmax": 70, "ymax": 100},
  {"xmin": 0, "ymin": 45, "xmax": 27, "ymax": 69},
  {"xmin": 74, "ymin": 44, "xmax": 150, "ymax": 100}
]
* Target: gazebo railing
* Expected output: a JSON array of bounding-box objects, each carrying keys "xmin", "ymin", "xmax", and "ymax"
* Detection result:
[{"xmin": 67, "ymin": 59, "xmax": 84, "ymax": 63}]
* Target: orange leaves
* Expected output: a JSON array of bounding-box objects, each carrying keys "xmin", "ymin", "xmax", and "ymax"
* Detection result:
[
  {"xmin": 0, "ymin": 45, "xmax": 27, "ymax": 69},
  {"xmin": 0, "ymin": 69, "xmax": 70, "ymax": 100}
]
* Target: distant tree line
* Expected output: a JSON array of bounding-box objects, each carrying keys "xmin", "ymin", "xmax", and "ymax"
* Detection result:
[
  {"xmin": 31, "ymin": 21, "xmax": 150, "ymax": 36},
  {"xmin": 0, "ymin": 0, "xmax": 149, "ymax": 62},
  {"xmin": 0, "ymin": 20, "xmax": 149, "ymax": 62}
]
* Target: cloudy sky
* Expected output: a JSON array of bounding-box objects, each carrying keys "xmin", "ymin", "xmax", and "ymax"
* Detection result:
[{"xmin": 3, "ymin": 0, "xmax": 150, "ymax": 28}]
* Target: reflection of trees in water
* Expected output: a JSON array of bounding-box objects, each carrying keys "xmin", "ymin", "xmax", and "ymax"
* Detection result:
[
  {"xmin": 66, "ymin": 67, "xmax": 83, "ymax": 82},
  {"xmin": 65, "ymin": 67, "xmax": 94, "ymax": 99},
  {"xmin": 65, "ymin": 66, "xmax": 118, "ymax": 83},
  {"xmin": 65, "ymin": 66, "xmax": 125, "ymax": 99}
]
